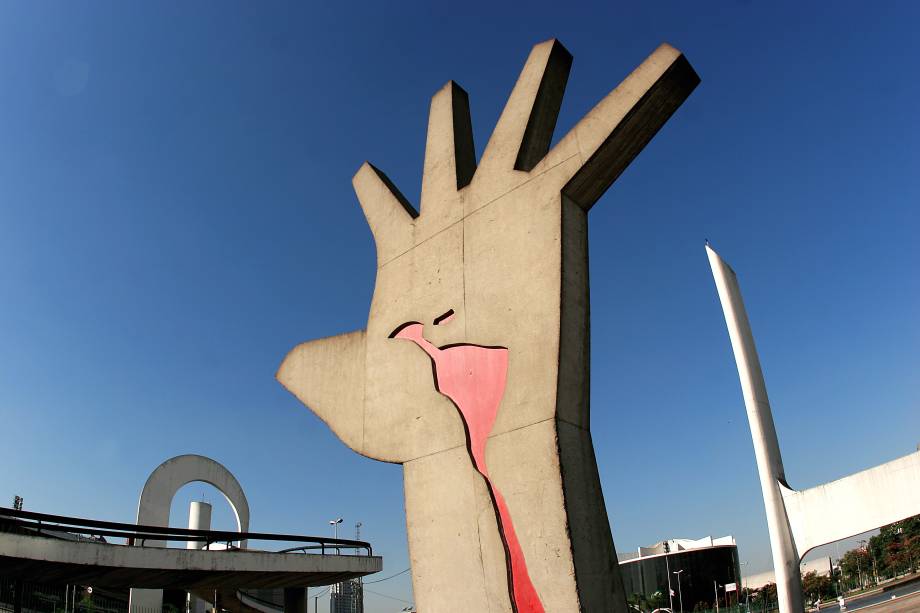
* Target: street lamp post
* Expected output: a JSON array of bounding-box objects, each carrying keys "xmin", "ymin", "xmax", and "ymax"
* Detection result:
[
  {"xmin": 855, "ymin": 548, "xmax": 863, "ymax": 589},
  {"xmin": 740, "ymin": 561, "xmax": 749, "ymax": 612},
  {"xmin": 329, "ymin": 517, "xmax": 343, "ymax": 554},
  {"xmin": 665, "ymin": 549, "xmax": 674, "ymax": 613},
  {"xmin": 859, "ymin": 539, "xmax": 868, "ymax": 586},
  {"xmin": 859, "ymin": 539, "xmax": 878, "ymax": 585},
  {"xmin": 672, "ymin": 570, "xmax": 685, "ymax": 613}
]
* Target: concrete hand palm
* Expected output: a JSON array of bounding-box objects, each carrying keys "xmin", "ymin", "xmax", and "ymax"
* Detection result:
[{"xmin": 278, "ymin": 39, "xmax": 697, "ymax": 464}]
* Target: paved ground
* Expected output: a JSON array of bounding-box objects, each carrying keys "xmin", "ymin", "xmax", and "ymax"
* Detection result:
[
  {"xmin": 814, "ymin": 581, "xmax": 920, "ymax": 613},
  {"xmin": 871, "ymin": 590, "xmax": 920, "ymax": 612}
]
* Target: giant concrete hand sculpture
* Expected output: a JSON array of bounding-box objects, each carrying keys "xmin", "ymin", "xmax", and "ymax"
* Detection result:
[{"xmin": 278, "ymin": 40, "xmax": 699, "ymax": 612}]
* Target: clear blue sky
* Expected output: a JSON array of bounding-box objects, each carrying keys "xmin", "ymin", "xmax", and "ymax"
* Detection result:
[{"xmin": 1, "ymin": 1, "xmax": 918, "ymax": 610}]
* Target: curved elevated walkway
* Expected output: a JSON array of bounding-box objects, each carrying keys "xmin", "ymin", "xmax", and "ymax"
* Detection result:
[
  {"xmin": 0, "ymin": 509, "xmax": 381, "ymax": 592},
  {"xmin": 0, "ymin": 531, "xmax": 380, "ymax": 590}
]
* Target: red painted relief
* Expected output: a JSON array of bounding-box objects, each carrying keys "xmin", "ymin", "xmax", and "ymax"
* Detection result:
[{"xmin": 392, "ymin": 319, "xmax": 545, "ymax": 613}]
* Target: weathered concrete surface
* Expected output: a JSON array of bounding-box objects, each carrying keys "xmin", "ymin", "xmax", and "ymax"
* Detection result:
[
  {"xmin": 0, "ymin": 532, "xmax": 381, "ymax": 590},
  {"xmin": 783, "ymin": 450, "xmax": 920, "ymax": 556},
  {"xmin": 136, "ymin": 455, "xmax": 250, "ymax": 547},
  {"xmin": 279, "ymin": 39, "xmax": 699, "ymax": 612},
  {"xmin": 708, "ymin": 244, "xmax": 920, "ymax": 613},
  {"xmin": 131, "ymin": 455, "xmax": 250, "ymax": 611}
]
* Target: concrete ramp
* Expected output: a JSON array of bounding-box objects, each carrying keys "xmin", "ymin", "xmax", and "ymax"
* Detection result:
[{"xmin": 0, "ymin": 531, "xmax": 380, "ymax": 590}]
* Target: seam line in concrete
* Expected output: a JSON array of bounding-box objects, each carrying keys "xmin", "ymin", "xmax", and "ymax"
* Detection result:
[
  {"xmin": 377, "ymin": 152, "xmax": 580, "ymax": 270},
  {"xmin": 403, "ymin": 416, "xmax": 563, "ymax": 464},
  {"xmin": 556, "ymin": 415, "xmax": 588, "ymax": 432},
  {"xmin": 462, "ymin": 152, "xmax": 580, "ymax": 220},
  {"xmin": 485, "ymin": 415, "xmax": 557, "ymax": 441},
  {"xmin": 403, "ymin": 441, "xmax": 469, "ymax": 464}
]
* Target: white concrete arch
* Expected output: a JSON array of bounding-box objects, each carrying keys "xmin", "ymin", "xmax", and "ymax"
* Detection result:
[
  {"xmin": 135, "ymin": 454, "xmax": 250, "ymax": 549},
  {"xmin": 130, "ymin": 455, "xmax": 250, "ymax": 613}
]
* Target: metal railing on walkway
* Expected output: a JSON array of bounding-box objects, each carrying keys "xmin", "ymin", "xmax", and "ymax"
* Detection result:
[{"xmin": 0, "ymin": 507, "xmax": 372, "ymax": 556}]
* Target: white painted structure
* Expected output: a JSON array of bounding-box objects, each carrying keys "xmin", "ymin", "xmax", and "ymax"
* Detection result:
[
  {"xmin": 783, "ymin": 453, "xmax": 920, "ymax": 556},
  {"xmin": 707, "ymin": 244, "xmax": 920, "ymax": 613},
  {"xmin": 186, "ymin": 501, "xmax": 212, "ymax": 613},
  {"xmin": 135, "ymin": 454, "xmax": 250, "ymax": 546},
  {"xmin": 186, "ymin": 501, "xmax": 213, "ymax": 551},
  {"xmin": 619, "ymin": 535, "xmax": 736, "ymax": 562},
  {"xmin": 745, "ymin": 557, "xmax": 833, "ymax": 591},
  {"xmin": 129, "ymin": 455, "xmax": 251, "ymax": 612}
]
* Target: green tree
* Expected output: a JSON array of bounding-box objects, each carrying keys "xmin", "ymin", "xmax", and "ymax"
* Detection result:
[
  {"xmin": 833, "ymin": 513, "xmax": 920, "ymax": 590},
  {"xmin": 802, "ymin": 570, "xmax": 834, "ymax": 603},
  {"xmin": 839, "ymin": 548, "xmax": 870, "ymax": 588},
  {"xmin": 906, "ymin": 533, "xmax": 920, "ymax": 573},
  {"xmin": 865, "ymin": 514, "xmax": 920, "ymax": 579},
  {"xmin": 749, "ymin": 582, "xmax": 776, "ymax": 609},
  {"xmin": 647, "ymin": 589, "xmax": 667, "ymax": 610},
  {"xmin": 627, "ymin": 592, "xmax": 647, "ymax": 612}
]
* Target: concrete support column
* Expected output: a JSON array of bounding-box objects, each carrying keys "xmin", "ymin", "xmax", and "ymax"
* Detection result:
[
  {"xmin": 283, "ymin": 588, "xmax": 307, "ymax": 613},
  {"xmin": 186, "ymin": 501, "xmax": 212, "ymax": 613},
  {"xmin": 12, "ymin": 579, "xmax": 22, "ymax": 613},
  {"xmin": 708, "ymin": 245, "xmax": 804, "ymax": 613},
  {"xmin": 187, "ymin": 501, "xmax": 213, "ymax": 549}
]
